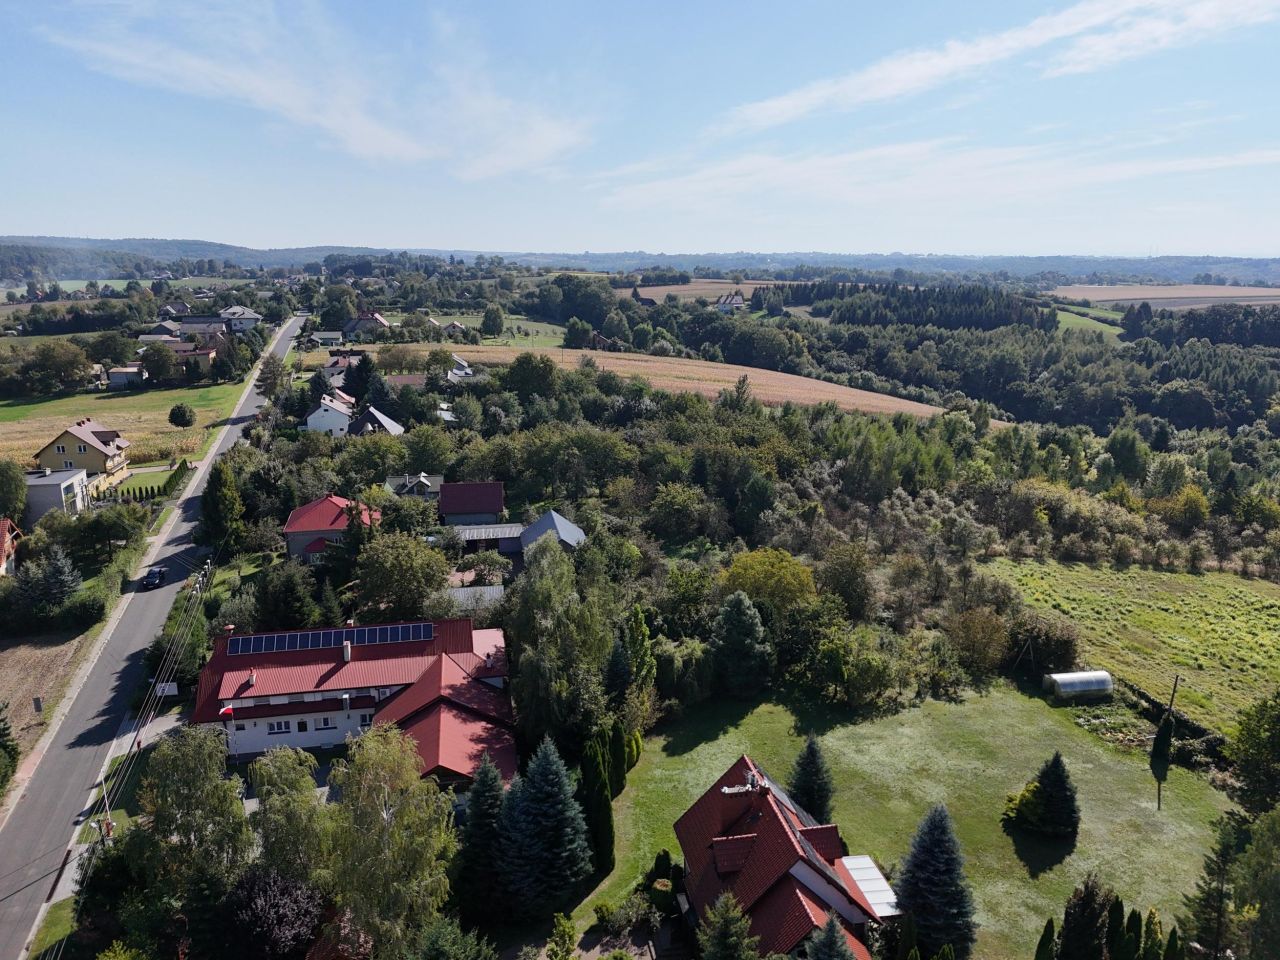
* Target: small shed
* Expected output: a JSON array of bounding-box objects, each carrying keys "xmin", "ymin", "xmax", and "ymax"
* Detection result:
[{"xmin": 1043, "ymin": 670, "xmax": 1113, "ymax": 701}]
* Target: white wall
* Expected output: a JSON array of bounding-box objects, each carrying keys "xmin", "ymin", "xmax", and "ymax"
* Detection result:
[
  {"xmin": 304, "ymin": 405, "xmax": 350, "ymax": 436},
  {"xmin": 213, "ymin": 707, "xmax": 369, "ymax": 756}
]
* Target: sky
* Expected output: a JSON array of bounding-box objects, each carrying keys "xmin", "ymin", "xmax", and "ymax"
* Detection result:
[{"xmin": 2, "ymin": 0, "xmax": 1280, "ymax": 257}]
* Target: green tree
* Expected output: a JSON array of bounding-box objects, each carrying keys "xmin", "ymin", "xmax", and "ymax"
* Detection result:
[
  {"xmin": 481, "ymin": 303, "xmax": 505, "ymax": 338},
  {"xmin": 140, "ymin": 342, "xmax": 177, "ymax": 382},
  {"xmin": 1057, "ymin": 873, "xmax": 1115, "ymax": 960},
  {"xmin": 344, "ymin": 352, "xmax": 377, "ymax": 402},
  {"xmin": 1180, "ymin": 816, "xmax": 1241, "ymax": 959},
  {"xmin": 0, "ymin": 459, "xmax": 28, "ymax": 522},
  {"xmin": 505, "ymin": 352, "xmax": 558, "ymax": 401},
  {"xmin": 722, "ymin": 547, "xmax": 816, "ymax": 618},
  {"xmin": 0, "ymin": 701, "xmax": 19, "ymax": 790},
  {"xmin": 500, "ymin": 737, "xmax": 592, "ymax": 917},
  {"xmin": 608, "ymin": 719, "xmax": 627, "ymax": 797},
  {"xmin": 788, "ymin": 734, "xmax": 834, "ymax": 823},
  {"xmin": 1142, "ymin": 910, "xmax": 1164, "ymax": 960},
  {"xmin": 16, "ymin": 544, "xmax": 81, "ymax": 614},
  {"xmin": 248, "ymin": 748, "xmax": 327, "ymax": 884},
  {"xmin": 710, "ymin": 591, "xmax": 774, "ymax": 698},
  {"xmin": 455, "ymin": 754, "xmax": 506, "ymax": 921},
  {"xmin": 1162, "ymin": 928, "xmax": 1185, "ymax": 960},
  {"xmin": 697, "ymin": 893, "xmax": 760, "ymax": 960},
  {"xmin": 256, "ymin": 561, "xmax": 320, "ymax": 630},
  {"xmin": 894, "ymin": 805, "xmax": 977, "ymax": 960},
  {"xmin": 563, "ymin": 317, "xmax": 592, "ymax": 348},
  {"xmin": 139, "ymin": 726, "xmax": 252, "ymax": 886},
  {"xmin": 327, "ymin": 725, "xmax": 456, "ymax": 957},
  {"xmin": 579, "ymin": 737, "xmax": 615, "ymax": 873},
  {"xmin": 168, "ymin": 402, "xmax": 195, "ymax": 428},
  {"xmin": 1233, "ymin": 806, "xmax": 1280, "ymax": 958},
  {"xmin": 807, "ymin": 913, "xmax": 856, "ymax": 960},
  {"xmin": 457, "ymin": 549, "xmax": 511, "ymax": 586},
  {"xmin": 257, "ymin": 353, "xmax": 289, "ymax": 400},
  {"xmin": 21, "ymin": 340, "xmax": 90, "ymax": 393},
  {"xmin": 546, "ymin": 913, "xmax": 577, "ymax": 960},
  {"xmin": 1003, "ymin": 752, "xmax": 1080, "ymax": 836},
  {"xmin": 200, "ymin": 459, "xmax": 246, "ymax": 549},
  {"xmin": 1228, "ymin": 688, "xmax": 1280, "ymax": 815},
  {"xmin": 356, "ymin": 532, "xmax": 449, "ymax": 621},
  {"xmin": 621, "ymin": 605, "xmax": 656, "ymax": 693},
  {"xmin": 414, "ymin": 917, "xmax": 498, "ymax": 960},
  {"xmin": 404, "ymin": 424, "xmax": 455, "ymax": 474},
  {"xmin": 817, "ymin": 542, "xmax": 874, "ymax": 622}
]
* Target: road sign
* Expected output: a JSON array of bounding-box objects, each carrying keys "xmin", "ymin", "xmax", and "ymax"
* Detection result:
[{"xmin": 155, "ymin": 682, "xmax": 179, "ymax": 697}]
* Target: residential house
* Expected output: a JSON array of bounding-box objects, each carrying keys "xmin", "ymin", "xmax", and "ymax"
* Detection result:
[
  {"xmin": 588, "ymin": 330, "xmax": 625, "ymax": 351},
  {"xmin": 168, "ymin": 341, "xmax": 218, "ymax": 375},
  {"xmin": 87, "ymin": 363, "xmax": 109, "ymax": 388},
  {"xmin": 179, "ymin": 318, "xmax": 230, "ymax": 337},
  {"xmin": 220, "ymin": 305, "xmax": 263, "ymax": 332},
  {"xmin": 302, "ymin": 395, "xmax": 354, "ymax": 436},
  {"xmin": 631, "ymin": 286, "xmax": 658, "ymax": 307},
  {"xmin": 36, "ymin": 419, "xmax": 130, "ymax": 492},
  {"xmin": 308, "ymin": 331, "xmax": 345, "ymax": 349},
  {"xmin": 438, "ymin": 482, "xmax": 504, "ymax": 525},
  {"xmin": 331, "ymin": 387, "xmax": 357, "ymax": 407},
  {"xmin": 443, "ymin": 320, "xmax": 468, "ymax": 336},
  {"xmin": 714, "ymin": 291, "xmax": 746, "ymax": 313},
  {"xmin": 383, "ymin": 474, "xmax": 444, "ymax": 500},
  {"xmin": 108, "ymin": 364, "xmax": 148, "ymax": 390},
  {"xmin": 436, "ymin": 402, "xmax": 458, "ymax": 424},
  {"xmin": 137, "ymin": 334, "xmax": 183, "ymax": 347},
  {"xmin": 193, "ymin": 617, "xmax": 516, "ymax": 782},
  {"xmin": 148, "ymin": 319, "xmax": 183, "ymax": 335},
  {"xmin": 342, "ymin": 311, "xmax": 389, "ymax": 340},
  {"xmin": 450, "ymin": 522, "xmax": 525, "ymax": 557},
  {"xmin": 158, "ymin": 302, "xmax": 192, "ymax": 318},
  {"xmin": 318, "ymin": 355, "xmax": 355, "ymax": 382},
  {"xmin": 283, "ymin": 494, "xmax": 380, "ymax": 563},
  {"xmin": 446, "ymin": 584, "xmax": 505, "ymax": 614},
  {"xmin": 0, "ymin": 519, "xmax": 21, "ymax": 577},
  {"xmin": 675, "ymin": 756, "xmax": 897, "ymax": 960},
  {"xmin": 348, "ymin": 406, "xmax": 404, "ymax": 437},
  {"xmin": 519, "ymin": 510, "xmax": 586, "ymax": 554},
  {"xmin": 23, "ymin": 468, "xmax": 89, "ymax": 527}
]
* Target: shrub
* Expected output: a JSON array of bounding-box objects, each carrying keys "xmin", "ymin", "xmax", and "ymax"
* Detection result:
[
  {"xmin": 61, "ymin": 588, "xmax": 108, "ymax": 628},
  {"xmin": 1002, "ymin": 752, "xmax": 1080, "ymax": 836},
  {"xmin": 1006, "ymin": 611, "xmax": 1079, "ymax": 677}
]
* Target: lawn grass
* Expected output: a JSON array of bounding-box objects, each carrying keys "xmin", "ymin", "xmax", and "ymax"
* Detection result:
[
  {"xmin": 119, "ymin": 468, "xmax": 176, "ymax": 495},
  {"xmin": 29, "ymin": 898, "xmax": 76, "ymax": 959},
  {"xmin": 992, "ymin": 558, "xmax": 1280, "ymax": 734},
  {"xmin": 584, "ymin": 686, "xmax": 1226, "ymax": 959},
  {"xmin": 76, "ymin": 746, "xmax": 153, "ymax": 843},
  {"xmin": 1056, "ymin": 310, "xmax": 1122, "ymax": 337},
  {"xmin": 0, "ymin": 380, "xmax": 243, "ymax": 464}
]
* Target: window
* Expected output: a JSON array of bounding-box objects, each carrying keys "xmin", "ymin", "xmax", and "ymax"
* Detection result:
[
  {"xmin": 359, "ymin": 713, "xmax": 373, "ymax": 727},
  {"xmin": 55, "ymin": 444, "xmax": 65, "ymax": 454},
  {"xmin": 234, "ymin": 723, "xmax": 246, "ymax": 731},
  {"xmin": 317, "ymin": 716, "xmax": 336, "ymax": 730},
  {"xmin": 76, "ymin": 444, "xmax": 87, "ymax": 454},
  {"xmin": 297, "ymin": 720, "xmax": 308, "ymax": 733},
  {"xmin": 288, "ymin": 693, "xmax": 305, "ymax": 703},
  {"xmin": 267, "ymin": 720, "xmax": 291, "ymax": 735},
  {"xmin": 64, "ymin": 461, "xmax": 73, "ymax": 470}
]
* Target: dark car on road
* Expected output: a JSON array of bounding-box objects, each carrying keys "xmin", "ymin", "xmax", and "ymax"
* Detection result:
[{"xmin": 141, "ymin": 567, "xmax": 166, "ymax": 590}]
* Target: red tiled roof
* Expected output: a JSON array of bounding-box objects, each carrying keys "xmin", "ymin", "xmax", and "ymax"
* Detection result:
[
  {"xmin": 674, "ymin": 755, "xmax": 880, "ymax": 957},
  {"xmin": 283, "ymin": 495, "xmax": 380, "ymax": 535},
  {"xmin": 438, "ymin": 482, "xmax": 504, "ymax": 517}
]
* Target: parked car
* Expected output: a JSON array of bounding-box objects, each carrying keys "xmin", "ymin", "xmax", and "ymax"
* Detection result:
[{"xmin": 141, "ymin": 567, "xmax": 165, "ymax": 590}]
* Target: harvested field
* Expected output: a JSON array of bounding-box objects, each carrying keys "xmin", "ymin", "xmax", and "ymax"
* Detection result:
[
  {"xmin": 1052, "ymin": 284, "xmax": 1280, "ymax": 310},
  {"xmin": 0, "ymin": 628, "xmax": 90, "ymax": 754},
  {"xmin": 621, "ymin": 278, "xmax": 788, "ymax": 302},
  {"xmin": 449, "ymin": 345, "xmax": 953, "ymax": 419}
]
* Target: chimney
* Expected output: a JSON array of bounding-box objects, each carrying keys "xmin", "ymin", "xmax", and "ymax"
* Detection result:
[
  {"xmin": 343, "ymin": 640, "xmax": 352, "ymax": 663},
  {"xmin": 248, "ymin": 669, "xmax": 256, "ymax": 687}
]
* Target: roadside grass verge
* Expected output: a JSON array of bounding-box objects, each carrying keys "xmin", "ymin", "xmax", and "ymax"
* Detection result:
[
  {"xmin": 582, "ymin": 685, "xmax": 1226, "ymax": 960},
  {"xmin": 29, "ymin": 898, "xmax": 76, "ymax": 960},
  {"xmin": 992, "ymin": 558, "xmax": 1280, "ymax": 734},
  {"xmin": 75, "ymin": 746, "xmax": 153, "ymax": 843}
]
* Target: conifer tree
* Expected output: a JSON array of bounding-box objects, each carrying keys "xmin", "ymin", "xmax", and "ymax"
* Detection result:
[
  {"xmin": 788, "ymin": 735, "xmax": 834, "ymax": 823},
  {"xmin": 500, "ymin": 738, "xmax": 592, "ymax": 917},
  {"xmin": 1162, "ymin": 928, "xmax": 1185, "ymax": 960},
  {"xmin": 1179, "ymin": 816, "xmax": 1240, "ymax": 958},
  {"xmin": 807, "ymin": 913, "xmax": 855, "ymax": 960},
  {"xmin": 697, "ymin": 894, "xmax": 760, "ymax": 960},
  {"xmin": 1107, "ymin": 896, "xmax": 1127, "ymax": 959},
  {"xmin": 894, "ymin": 805, "xmax": 977, "ymax": 960},
  {"xmin": 1142, "ymin": 910, "xmax": 1164, "ymax": 960},
  {"xmin": 1033, "ymin": 919, "xmax": 1055, "ymax": 960},
  {"xmin": 608, "ymin": 719, "xmax": 627, "ymax": 798},
  {"xmin": 622, "ymin": 604, "xmax": 656, "ymax": 692},
  {"xmin": 710, "ymin": 591, "xmax": 774, "ymax": 697},
  {"xmin": 455, "ymin": 754, "xmax": 506, "ymax": 921},
  {"xmin": 1057, "ymin": 873, "xmax": 1115, "ymax": 960},
  {"xmin": 545, "ymin": 913, "xmax": 576, "ymax": 960},
  {"xmin": 604, "ymin": 639, "xmax": 632, "ymax": 705},
  {"xmin": 579, "ymin": 738, "xmax": 615, "ymax": 874},
  {"xmin": 0, "ymin": 701, "xmax": 18, "ymax": 789},
  {"xmin": 317, "ymin": 580, "xmax": 343, "ymax": 627},
  {"xmin": 1004, "ymin": 752, "xmax": 1079, "ymax": 836},
  {"xmin": 201, "ymin": 459, "xmax": 245, "ymax": 549}
]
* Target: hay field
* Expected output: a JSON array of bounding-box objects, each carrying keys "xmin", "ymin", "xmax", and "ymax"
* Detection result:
[
  {"xmin": 1053, "ymin": 284, "xmax": 1280, "ymax": 309},
  {"xmin": 621, "ymin": 278, "xmax": 787, "ymax": 302}
]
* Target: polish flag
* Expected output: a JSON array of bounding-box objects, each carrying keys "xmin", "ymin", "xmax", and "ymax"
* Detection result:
[{"xmin": 219, "ymin": 705, "xmax": 234, "ymax": 718}]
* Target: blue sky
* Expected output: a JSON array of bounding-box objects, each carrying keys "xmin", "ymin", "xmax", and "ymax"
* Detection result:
[{"xmin": 3, "ymin": 0, "xmax": 1280, "ymax": 256}]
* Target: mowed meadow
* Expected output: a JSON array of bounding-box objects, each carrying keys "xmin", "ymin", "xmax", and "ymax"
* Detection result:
[
  {"xmin": 993, "ymin": 558, "xmax": 1280, "ymax": 734},
  {"xmin": 0, "ymin": 381, "xmax": 244, "ymax": 465}
]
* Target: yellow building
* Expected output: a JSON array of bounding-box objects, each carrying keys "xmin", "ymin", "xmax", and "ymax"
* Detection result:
[{"xmin": 35, "ymin": 419, "xmax": 130, "ymax": 493}]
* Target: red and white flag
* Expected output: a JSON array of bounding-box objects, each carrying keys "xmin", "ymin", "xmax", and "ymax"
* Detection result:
[{"xmin": 219, "ymin": 705, "xmax": 234, "ymax": 718}]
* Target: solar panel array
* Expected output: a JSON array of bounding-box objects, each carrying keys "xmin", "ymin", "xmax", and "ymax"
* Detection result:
[{"xmin": 227, "ymin": 622, "xmax": 435, "ymax": 656}]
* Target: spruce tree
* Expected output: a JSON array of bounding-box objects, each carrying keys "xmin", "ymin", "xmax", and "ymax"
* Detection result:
[
  {"xmin": 545, "ymin": 913, "xmax": 576, "ymax": 960},
  {"xmin": 42, "ymin": 545, "xmax": 82, "ymax": 609},
  {"xmin": 1037, "ymin": 752, "xmax": 1081, "ymax": 835},
  {"xmin": 697, "ymin": 893, "xmax": 759, "ymax": 960},
  {"xmin": 500, "ymin": 738, "xmax": 592, "ymax": 917},
  {"xmin": 894, "ymin": 805, "xmax": 977, "ymax": 960},
  {"xmin": 1179, "ymin": 816, "xmax": 1239, "ymax": 958},
  {"xmin": 807, "ymin": 913, "xmax": 855, "ymax": 960},
  {"xmin": 1033, "ymin": 919, "xmax": 1055, "ymax": 960},
  {"xmin": 1057, "ymin": 873, "xmax": 1115, "ymax": 960},
  {"xmin": 455, "ymin": 754, "xmax": 506, "ymax": 921},
  {"xmin": 608, "ymin": 719, "xmax": 627, "ymax": 798},
  {"xmin": 0, "ymin": 701, "xmax": 18, "ymax": 789},
  {"xmin": 1162, "ymin": 928, "xmax": 1185, "ymax": 960},
  {"xmin": 604, "ymin": 639, "xmax": 632, "ymax": 705},
  {"xmin": 579, "ymin": 738, "xmax": 615, "ymax": 874},
  {"xmin": 710, "ymin": 592, "xmax": 774, "ymax": 697},
  {"xmin": 345, "ymin": 353, "xmax": 376, "ymax": 402},
  {"xmin": 788, "ymin": 735, "xmax": 834, "ymax": 823}
]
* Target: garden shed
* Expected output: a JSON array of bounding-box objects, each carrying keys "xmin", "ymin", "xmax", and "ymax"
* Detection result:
[{"xmin": 1043, "ymin": 670, "xmax": 1113, "ymax": 701}]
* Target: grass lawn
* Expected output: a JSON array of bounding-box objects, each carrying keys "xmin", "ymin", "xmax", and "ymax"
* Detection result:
[
  {"xmin": 76, "ymin": 747, "xmax": 153, "ymax": 843},
  {"xmin": 119, "ymin": 468, "xmax": 176, "ymax": 495},
  {"xmin": 0, "ymin": 380, "xmax": 243, "ymax": 464},
  {"xmin": 585, "ymin": 686, "xmax": 1227, "ymax": 960},
  {"xmin": 992, "ymin": 558, "xmax": 1280, "ymax": 734},
  {"xmin": 30, "ymin": 898, "xmax": 75, "ymax": 959},
  {"xmin": 1056, "ymin": 310, "xmax": 1122, "ymax": 337}
]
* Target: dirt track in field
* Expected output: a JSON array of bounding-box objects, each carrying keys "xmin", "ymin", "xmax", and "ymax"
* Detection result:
[{"xmin": 449, "ymin": 345, "xmax": 957, "ymax": 420}]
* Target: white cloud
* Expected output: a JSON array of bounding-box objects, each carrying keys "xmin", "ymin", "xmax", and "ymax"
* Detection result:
[
  {"xmin": 37, "ymin": 0, "xmax": 585, "ymax": 175},
  {"xmin": 717, "ymin": 0, "xmax": 1280, "ymax": 134}
]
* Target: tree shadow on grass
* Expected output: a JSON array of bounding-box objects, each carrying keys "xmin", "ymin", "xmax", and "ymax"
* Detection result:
[
  {"xmin": 1002, "ymin": 820, "xmax": 1076, "ymax": 879},
  {"xmin": 659, "ymin": 696, "xmax": 758, "ymax": 757}
]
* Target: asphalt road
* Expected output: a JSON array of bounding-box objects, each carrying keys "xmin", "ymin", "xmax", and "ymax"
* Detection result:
[{"xmin": 0, "ymin": 316, "xmax": 301, "ymax": 960}]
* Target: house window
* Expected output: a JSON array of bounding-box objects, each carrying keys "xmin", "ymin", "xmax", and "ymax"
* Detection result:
[
  {"xmin": 288, "ymin": 693, "xmax": 305, "ymax": 703},
  {"xmin": 359, "ymin": 713, "xmax": 373, "ymax": 727},
  {"xmin": 267, "ymin": 720, "xmax": 292, "ymax": 735},
  {"xmin": 64, "ymin": 460, "xmax": 73, "ymax": 470},
  {"xmin": 55, "ymin": 444, "xmax": 65, "ymax": 453},
  {"xmin": 297, "ymin": 720, "xmax": 308, "ymax": 732},
  {"xmin": 234, "ymin": 723, "xmax": 246, "ymax": 731},
  {"xmin": 77, "ymin": 444, "xmax": 87, "ymax": 454},
  {"xmin": 317, "ymin": 716, "xmax": 335, "ymax": 730}
]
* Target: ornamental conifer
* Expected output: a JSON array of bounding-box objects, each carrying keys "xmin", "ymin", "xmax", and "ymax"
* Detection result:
[
  {"xmin": 788, "ymin": 735, "xmax": 834, "ymax": 823},
  {"xmin": 894, "ymin": 805, "xmax": 977, "ymax": 960}
]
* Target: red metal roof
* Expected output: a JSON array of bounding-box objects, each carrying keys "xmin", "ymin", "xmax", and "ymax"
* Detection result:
[
  {"xmin": 438, "ymin": 482, "xmax": 504, "ymax": 517},
  {"xmin": 392, "ymin": 701, "xmax": 517, "ymax": 782},
  {"xmin": 283, "ymin": 494, "xmax": 380, "ymax": 535},
  {"xmin": 673, "ymin": 755, "xmax": 880, "ymax": 958}
]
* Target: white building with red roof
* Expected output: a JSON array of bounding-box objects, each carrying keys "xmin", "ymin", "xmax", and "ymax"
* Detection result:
[
  {"xmin": 674, "ymin": 755, "xmax": 897, "ymax": 960},
  {"xmin": 193, "ymin": 617, "xmax": 515, "ymax": 783},
  {"xmin": 283, "ymin": 494, "xmax": 380, "ymax": 563}
]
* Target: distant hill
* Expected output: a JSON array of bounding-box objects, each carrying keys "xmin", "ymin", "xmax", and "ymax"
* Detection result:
[{"xmin": 3, "ymin": 235, "xmax": 1279, "ymax": 284}]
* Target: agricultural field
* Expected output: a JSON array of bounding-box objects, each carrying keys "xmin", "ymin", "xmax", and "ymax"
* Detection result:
[
  {"xmin": 993, "ymin": 558, "xmax": 1280, "ymax": 734},
  {"xmin": 585, "ymin": 687, "xmax": 1226, "ymax": 960},
  {"xmin": 448, "ymin": 345, "xmax": 955, "ymax": 419},
  {"xmin": 411, "ymin": 312, "xmax": 567, "ymax": 348},
  {"xmin": 619, "ymin": 278, "xmax": 787, "ymax": 303},
  {"xmin": 1051, "ymin": 283, "xmax": 1280, "ymax": 310},
  {"xmin": 0, "ymin": 381, "xmax": 243, "ymax": 465},
  {"xmin": 1054, "ymin": 310, "xmax": 1122, "ymax": 337}
]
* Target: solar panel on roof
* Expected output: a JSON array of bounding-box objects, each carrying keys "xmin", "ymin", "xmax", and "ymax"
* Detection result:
[{"xmin": 227, "ymin": 621, "xmax": 437, "ymax": 655}]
